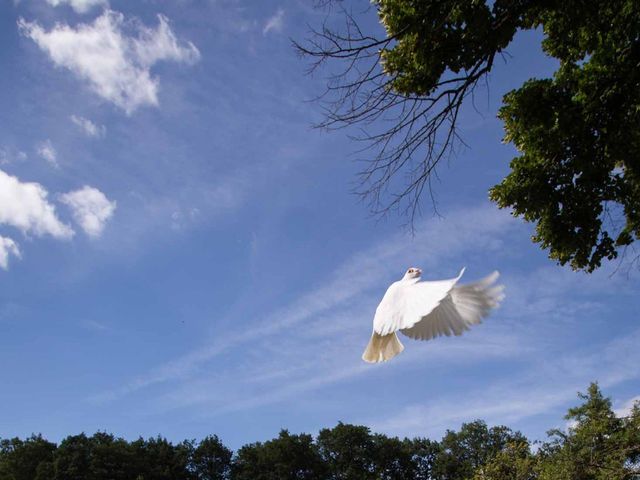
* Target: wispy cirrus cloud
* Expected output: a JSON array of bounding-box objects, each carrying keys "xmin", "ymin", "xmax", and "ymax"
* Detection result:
[
  {"xmin": 80, "ymin": 319, "xmax": 111, "ymax": 332},
  {"xmin": 151, "ymin": 326, "xmax": 528, "ymax": 416},
  {"xmin": 19, "ymin": 10, "xmax": 200, "ymax": 114},
  {"xmin": 372, "ymin": 327, "xmax": 640, "ymax": 439},
  {"xmin": 46, "ymin": 0, "xmax": 108, "ymax": 14},
  {"xmin": 36, "ymin": 139, "xmax": 58, "ymax": 168},
  {"xmin": 0, "ymin": 147, "xmax": 27, "ymax": 165},
  {"xmin": 0, "ymin": 236, "xmax": 21, "ymax": 270},
  {"xmin": 90, "ymin": 201, "xmax": 638, "ymax": 437},
  {"xmin": 91, "ymin": 205, "xmax": 517, "ymax": 403},
  {"xmin": 263, "ymin": 8, "xmax": 285, "ymax": 35},
  {"xmin": 71, "ymin": 115, "xmax": 106, "ymax": 138}
]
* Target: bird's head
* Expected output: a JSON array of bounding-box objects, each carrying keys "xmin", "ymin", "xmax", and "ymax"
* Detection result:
[{"xmin": 403, "ymin": 267, "xmax": 422, "ymax": 280}]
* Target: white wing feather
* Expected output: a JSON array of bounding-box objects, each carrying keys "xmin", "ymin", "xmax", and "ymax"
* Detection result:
[
  {"xmin": 401, "ymin": 271, "xmax": 504, "ymax": 341},
  {"xmin": 373, "ymin": 269, "xmax": 465, "ymax": 336}
]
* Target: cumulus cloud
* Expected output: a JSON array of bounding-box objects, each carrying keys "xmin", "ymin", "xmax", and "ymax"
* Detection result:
[
  {"xmin": 46, "ymin": 0, "xmax": 107, "ymax": 13},
  {"xmin": 36, "ymin": 139, "xmax": 58, "ymax": 167},
  {"xmin": 60, "ymin": 186, "xmax": 116, "ymax": 237},
  {"xmin": 19, "ymin": 10, "xmax": 201, "ymax": 114},
  {"xmin": 0, "ymin": 168, "xmax": 73, "ymax": 239},
  {"xmin": 0, "ymin": 236, "xmax": 21, "ymax": 270},
  {"xmin": 263, "ymin": 8, "xmax": 285, "ymax": 35},
  {"xmin": 71, "ymin": 115, "xmax": 106, "ymax": 138}
]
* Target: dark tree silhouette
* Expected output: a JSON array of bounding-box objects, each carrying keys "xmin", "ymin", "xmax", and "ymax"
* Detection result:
[
  {"xmin": 0, "ymin": 384, "xmax": 637, "ymax": 479},
  {"xmin": 232, "ymin": 430, "xmax": 325, "ymax": 480},
  {"xmin": 192, "ymin": 435, "xmax": 232, "ymax": 480}
]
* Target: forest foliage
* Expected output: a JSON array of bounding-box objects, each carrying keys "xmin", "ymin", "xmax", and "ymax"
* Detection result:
[
  {"xmin": 297, "ymin": 0, "xmax": 640, "ymax": 272},
  {"xmin": 1, "ymin": 383, "xmax": 638, "ymax": 479}
]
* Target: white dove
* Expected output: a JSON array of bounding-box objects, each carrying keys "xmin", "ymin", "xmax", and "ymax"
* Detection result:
[{"xmin": 362, "ymin": 267, "xmax": 504, "ymax": 363}]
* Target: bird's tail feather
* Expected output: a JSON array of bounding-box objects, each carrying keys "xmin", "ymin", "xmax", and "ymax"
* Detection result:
[{"xmin": 362, "ymin": 331, "xmax": 404, "ymax": 363}]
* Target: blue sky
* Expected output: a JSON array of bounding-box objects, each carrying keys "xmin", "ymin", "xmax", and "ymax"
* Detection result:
[{"xmin": 0, "ymin": 0, "xmax": 638, "ymax": 450}]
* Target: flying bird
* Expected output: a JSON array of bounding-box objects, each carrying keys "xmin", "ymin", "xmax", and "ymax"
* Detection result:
[{"xmin": 362, "ymin": 267, "xmax": 504, "ymax": 363}]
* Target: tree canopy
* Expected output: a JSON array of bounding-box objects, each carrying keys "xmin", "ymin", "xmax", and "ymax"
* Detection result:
[
  {"xmin": 1, "ymin": 383, "xmax": 638, "ymax": 479},
  {"xmin": 296, "ymin": 0, "xmax": 640, "ymax": 272}
]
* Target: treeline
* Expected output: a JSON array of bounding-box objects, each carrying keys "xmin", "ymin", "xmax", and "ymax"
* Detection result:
[{"xmin": 1, "ymin": 383, "xmax": 638, "ymax": 480}]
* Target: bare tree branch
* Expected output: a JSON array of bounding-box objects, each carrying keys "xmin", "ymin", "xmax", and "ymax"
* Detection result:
[{"xmin": 293, "ymin": 3, "xmax": 496, "ymax": 225}]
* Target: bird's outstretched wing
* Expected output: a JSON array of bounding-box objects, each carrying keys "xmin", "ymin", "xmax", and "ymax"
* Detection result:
[
  {"xmin": 374, "ymin": 269, "xmax": 465, "ymax": 336},
  {"xmin": 401, "ymin": 271, "xmax": 504, "ymax": 341}
]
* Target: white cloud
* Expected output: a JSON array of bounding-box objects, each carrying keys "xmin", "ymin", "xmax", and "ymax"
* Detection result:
[
  {"xmin": 0, "ymin": 168, "xmax": 73, "ymax": 239},
  {"xmin": 0, "ymin": 236, "xmax": 21, "ymax": 270},
  {"xmin": 151, "ymin": 328, "xmax": 528, "ymax": 416},
  {"xmin": 615, "ymin": 395, "xmax": 640, "ymax": 418},
  {"xmin": 60, "ymin": 186, "xmax": 116, "ymax": 237},
  {"xmin": 46, "ymin": 0, "xmax": 107, "ymax": 13},
  {"xmin": 374, "ymin": 385, "xmax": 576, "ymax": 438},
  {"xmin": 0, "ymin": 147, "xmax": 27, "ymax": 165},
  {"xmin": 170, "ymin": 206, "xmax": 200, "ymax": 231},
  {"xmin": 263, "ymin": 8, "xmax": 285, "ymax": 35},
  {"xmin": 70, "ymin": 115, "xmax": 106, "ymax": 138},
  {"xmin": 80, "ymin": 319, "xmax": 110, "ymax": 332},
  {"xmin": 36, "ymin": 139, "xmax": 58, "ymax": 167},
  {"xmin": 19, "ymin": 10, "xmax": 201, "ymax": 114}
]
